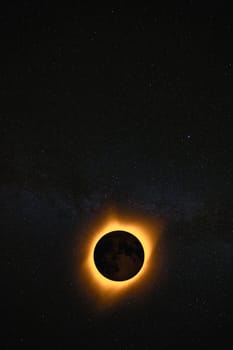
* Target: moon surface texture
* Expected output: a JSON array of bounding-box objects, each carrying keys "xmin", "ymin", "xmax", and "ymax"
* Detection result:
[{"xmin": 94, "ymin": 230, "xmax": 145, "ymax": 281}]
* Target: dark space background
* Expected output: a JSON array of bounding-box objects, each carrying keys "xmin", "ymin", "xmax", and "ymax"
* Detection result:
[{"xmin": 0, "ymin": 3, "xmax": 232, "ymax": 349}]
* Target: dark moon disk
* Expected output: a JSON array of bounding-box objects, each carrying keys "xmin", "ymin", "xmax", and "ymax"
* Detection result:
[{"xmin": 93, "ymin": 230, "xmax": 145, "ymax": 281}]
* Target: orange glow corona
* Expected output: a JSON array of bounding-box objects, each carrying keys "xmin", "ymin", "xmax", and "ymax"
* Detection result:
[{"xmin": 74, "ymin": 208, "xmax": 163, "ymax": 308}]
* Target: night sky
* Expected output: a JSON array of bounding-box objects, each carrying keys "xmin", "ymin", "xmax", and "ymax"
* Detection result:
[{"xmin": 1, "ymin": 3, "xmax": 232, "ymax": 349}]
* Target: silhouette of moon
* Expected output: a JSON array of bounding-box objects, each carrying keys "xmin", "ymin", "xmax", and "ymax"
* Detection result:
[{"xmin": 93, "ymin": 230, "xmax": 145, "ymax": 281}]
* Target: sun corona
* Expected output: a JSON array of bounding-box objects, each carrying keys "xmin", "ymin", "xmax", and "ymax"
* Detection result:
[{"xmin": 75, "ymin": 208, "xmax": 163, "ymax": 308}]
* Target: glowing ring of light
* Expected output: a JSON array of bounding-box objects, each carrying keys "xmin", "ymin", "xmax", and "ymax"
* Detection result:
[{"xmin": 75, "ymin": 208, "xmax": 163, "ymax": 308}]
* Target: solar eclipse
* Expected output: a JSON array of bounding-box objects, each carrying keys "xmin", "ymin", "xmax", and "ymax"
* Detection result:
[{"xmin": 74, "ymin": 208, "xmax": 163, "ymax": 308}]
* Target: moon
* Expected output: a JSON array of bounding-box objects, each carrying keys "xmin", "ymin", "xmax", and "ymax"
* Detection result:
[{"xmin": 93, "ymin": 230, "xmax": 145, "ymax": 281}]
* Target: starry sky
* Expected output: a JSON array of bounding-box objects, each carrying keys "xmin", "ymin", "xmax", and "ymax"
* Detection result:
[{"xmin": 0, "ymin": 3, "xmax": 232, "ymax": 349}]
